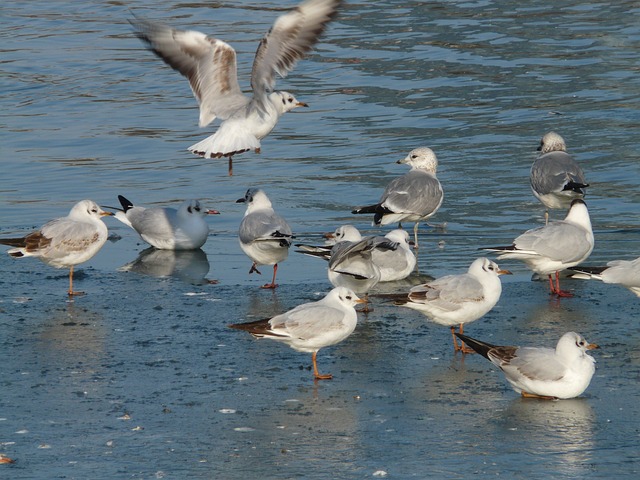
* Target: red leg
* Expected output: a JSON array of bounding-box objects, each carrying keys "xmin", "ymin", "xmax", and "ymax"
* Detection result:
[
  {"xmin": 554, "ymin": 271, "xmax": 573, "ymax": 298},
  {"xmin": 67, "ymin": 266, "xmax": 84, "ymax": 297},
  {"xmin": 261, "ymin": 264, "xmax": 279, "ymax": 289},
  {"xmin": 312, "ymin": 351, "xmax": 332, "ymax": 380},
  {"xmin": 458, "ymin": 324, "xmax": 475, "ymax": 354}
]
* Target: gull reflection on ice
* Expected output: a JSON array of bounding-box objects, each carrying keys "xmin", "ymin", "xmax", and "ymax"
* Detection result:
[{"xmin": 119, "ymin": 247, "xmax": 216, "ymax": 285}]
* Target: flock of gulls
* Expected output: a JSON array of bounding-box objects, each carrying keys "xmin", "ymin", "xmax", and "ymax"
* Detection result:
[{"xmin": 2, "ymin": 0, "xmax": 638, "ymax": 401}]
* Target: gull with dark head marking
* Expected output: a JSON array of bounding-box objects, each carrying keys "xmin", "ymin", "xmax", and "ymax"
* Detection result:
[
  {"xmin": 531, "ymin": 132, "xmax": 589, "ymax": 223},
  {"xmin": 569, "ymin": 257, "xmax": 640, "ymax": 297},
  {"xmin": 237, "ymin": 188, "xmax": 293, "ymax": 289},
  {"xmin": 0, "ymin": 200, "xmax": 113, "ymax": 296},
  {"xmin": 393, "ymin": 257, "xmax": 511, "ymax": 353},
  {"xmin": 112, "ymin": 195, "xmax": 219, "ymax": 250},
  {"xmin": 130, "ymin": 0, "xmax": 341, "ymax": 175},
  {"xmin": 456, "ymin": 332, "xmax": 598, "ymax": 400},
  {"xmin": 482, "ymin": 199, "xmax": 594, "ymax": 298},
  {"xmin": 352, "ymin": 147, "xmax": 444, "ymax": 247},
  {"xmin": 229, "ymin": 286, "xmax": 365, "ymax": 380}
]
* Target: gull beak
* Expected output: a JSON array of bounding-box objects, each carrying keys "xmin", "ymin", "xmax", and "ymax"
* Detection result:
[
  {"xmin": 323, "ymin": 232, "xmax": 335, "ymax": 240},
  {"xmin": 236, "ymin": 197, "xmax": 246, "ymax": 203},
  {"xmin": 587, "ymin": 343, "xmax": 599, "ymax": 350},
  {"xmin": 296, "ymin": 101, "xmax": 309, "ymax": 108},
  {"xmin": 498, "ymin": 269, "xmax": 512, "ymax": 275},
  {"xmin": 100, "ymin": 211, "xmax": 115, "ymax": 217},
  {"xmin": 355, "ymin": 298, "xmax": 367, "ymax": 305},
  {"xmin": 206, "ymin": 209, "xmax": 220, "ymax": 215}
]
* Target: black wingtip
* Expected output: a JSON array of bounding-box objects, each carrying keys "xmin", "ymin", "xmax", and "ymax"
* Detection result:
[
  {"xmin": 454, "ymin": 333, "xmax": 495, "ymax": 359},
  {"xmin": 118, "ymin": 195, "xmax": 134, "ymax": 212}
]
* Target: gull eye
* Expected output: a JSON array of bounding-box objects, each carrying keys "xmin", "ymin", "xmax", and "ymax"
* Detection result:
[
  {"xmin": 194, "ymin": 206, "xmax": 201, "ymax": 212},
  {"xmin": 288, "ymin": 97, "xmax": 293, "ymax": 103},
  {"xmin": 346, "ymin": 295, "xmax": 352, "ymax": 300}
]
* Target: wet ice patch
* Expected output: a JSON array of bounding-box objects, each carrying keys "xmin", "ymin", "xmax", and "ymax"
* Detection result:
[{"xmin": 233, "ymin": 427, "xmax": 255, "ymax": 432}]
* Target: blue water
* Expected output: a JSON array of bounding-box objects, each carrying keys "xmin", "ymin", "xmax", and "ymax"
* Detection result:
[{"xmin": 1, "ymin": 1, "xmax": 639, "ymax": 478}]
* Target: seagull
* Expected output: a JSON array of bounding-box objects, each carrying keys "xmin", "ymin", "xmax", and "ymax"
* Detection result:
[
  {"xmin": 129, "ymin": 0, "xmax": 341, "ymax": 175},
  {"xmin": 394, "ymin": 258, "xmax": 511, "ymax": 353},
  {"xmin": 296, "ymin": 226, "xmax": 414, "ymax": 282},
  {"xmin": 569, "ymin": 257, "xmax": 640, "ymax": 297},
  {"xmin": 482, "ymin": 199, "xmax": 594, "ymax": 297},
  {"xmin": 295, "ymin": 225, "xmax": 398, "ymax": 302},
  {"xmin": 229, "ymin": 287, "xmax": 365, "ymax": 380},
  {"xmin": 237, "ymin": 188, "xmax": 293, "ymax": 289},
  {"xmin": 370, "ymin": 229, "xmax": 416, "ymax": 282},
  {"xmin": 352, "ymin": 147, "xmax": 444, "ymax": 247},
  {"xmin": 111, "ymin": 195, "xmax": 219, "ymax": 250},
  {"xmin": 456, "ymin": 332, "xmax": 599, "ymax": 400},
  {"xmin": 0, "ymin": 200, "xmax": 113, "ymax": 296},
  {"xmin": 531, "ymin": 132, "xmax": 589, "ymax": 224}
]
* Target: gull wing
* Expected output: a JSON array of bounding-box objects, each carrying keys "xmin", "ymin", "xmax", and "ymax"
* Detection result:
[
  {"xmin": 130, "ymin": 17, "xmax": 249, "ymax": 126},
  {"xmin": 250, "ymin": 0, "xmax": 341, "ymax": 105}
]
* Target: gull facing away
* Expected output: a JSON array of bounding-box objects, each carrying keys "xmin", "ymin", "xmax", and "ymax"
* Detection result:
[
  {"xmin": 456, "ymin": 332, "xmax": 599, "ymax": 400},
  {"xmin": 237, "ymin": 188, "xmax": 293, "ymax": 289},
  {"xmin": 229, "ymin": 287, "xmax": 365, "ymax": 380},
  {"xmin": 352, "ymin": 147, "xmax": 444, "ymax": 247},
  {"xmin": 0, "ymin": 200, "xmax": 113, "ymax": 296},
  {"xmin": 393, "ymin": 258, "xmax": 511, "ymax": 353},
  {"xmin": 111, "ymin": 195, "xmax": 219, "ymax": 250},
  {"xmin": 130, "ymin": 0, "xmax": 342, "ymax": 175},
  {"xmin": 531, "ymin": 132, "xmax": 589, "ymax": 223},
  {"xmin": 569, "ymin": 257, "xmax": 640, "ymax": 297},
  {"xmin": 482, "ymin": 199, "xmax": 594, "ymax": 297}
]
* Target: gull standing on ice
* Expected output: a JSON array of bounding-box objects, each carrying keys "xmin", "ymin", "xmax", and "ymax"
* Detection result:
[
  {"xmin": 352, "ymin": 147, "xmax": 444, "ymax": 247},
  {"xmin": 456, "ymin": 332, "xmax": 598, "ymax": 400},
  {"xmin": 130, "ymin": 0, "xmax": 342, "ymax": 175},
  {"xmin": 393, "ymin": 258, "xmax": 511, "ymax": 353},
  {"xmin": 569, "ymin": 257, "xmax": 640, "ymax": 297},
  {"xmin": 0, "ymin": 200, "xmax": 113, "ymax": 296},
  {"xmin": 531, "ymin": 132, "xmax": 589, "ymax": 223},
  {"xmin": 112, "ymin": 195, "xmax": 219, "ymax": 250},
  {"xmin": 482, "ymin": 199, "xmax": 594, "ymax": 297},
  {"xmin": 229, "ymin": 287, "xmax": 365, "ymax": 380},
  {"xmin": 237, "ymin": 188, "xmax": 293, "ymax": 289}
]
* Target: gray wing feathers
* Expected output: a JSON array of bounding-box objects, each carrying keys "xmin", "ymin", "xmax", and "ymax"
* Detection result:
[
  {"xmin": 514, "ymin": 223, "xmax": 591, "ymax": 263},
  {"xmin": 530, "ymin": 153, "xmax": 586, "ymax": 195},
  {"xmin": 382, "ymin": 171, "xmax": 443, "ymax": 215}
]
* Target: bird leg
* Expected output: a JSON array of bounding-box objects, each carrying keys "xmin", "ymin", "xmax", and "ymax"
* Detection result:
[
  {"xmin": 451, "ymin": 326, "xmax": 460, "ymax": 351},
  {"xmin": 521, "ymin": 391, "xmax": 558, "ymax": 400},
  {"xmin": 549, "ymin": 271, "xmax": 573, "ymax": 298},
  {"xmin": 544, "ymin": 210, "xmax": 549, "ymax": 225},
  {"xmin": 312, "ymin": 351, "xmax": 332, "ymax": 380},
  {"xmin": 67, "ymin": 266, "xmax": 85, "ymax": 297},
  {"xmin": 455, "ymin": 324, "xmax": 476, "ymax": 354},
  {"xmin": 249, "ymin": 262, "xmax": 262, "ymax": 275},
  {"xmin": 260, "ymin": 264, "xmax": 279, "ymax": 289},
  {"xmin": 228, "ymin": 156, "xmax": 233, "ymax": 176},
  {"xmin": 413, "ymin": 222, "xmax": 420, "ymax": 249}
]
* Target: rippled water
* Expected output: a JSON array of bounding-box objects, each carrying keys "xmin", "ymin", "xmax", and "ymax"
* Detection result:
[{"xmin": 1, "ymin": 1, "xmax": 639, "ymax": 478}]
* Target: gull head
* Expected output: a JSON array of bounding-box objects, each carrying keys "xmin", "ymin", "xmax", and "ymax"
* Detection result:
[
  {"xmin": 537, "ymin": 131, "xmax": 567, "ymax": 154},
  {"xmin": 324, "ymin": 286, "xmax": 366, "ymax": 309},
  {"xmin": 555, "ymin": 332, "xmax": 599, "ymax": 360},
  {"xmin": 70, "ymin": 199, "xmax": 114, "ymax": 221},
  {"xmin": 271, "ymin": 91, "xmax": 308, "ymax": 114},
  {"xmin": 179, "ymin": 199, "xmax": 220, "ymax": 218},
  {"xmin": 397, "ymin": 147, "xmax": 438, "ymax": 173},
  {"xmin": 468, "ymin": 257, "xmax": 512, "ymax": 278},
  {"xmin": 236, "ymin": 188, "xmax": 272, "ymax": 212},
  {"xmin": 324, "ymin": 225, "xmax": 362, "ymax": 244}
]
